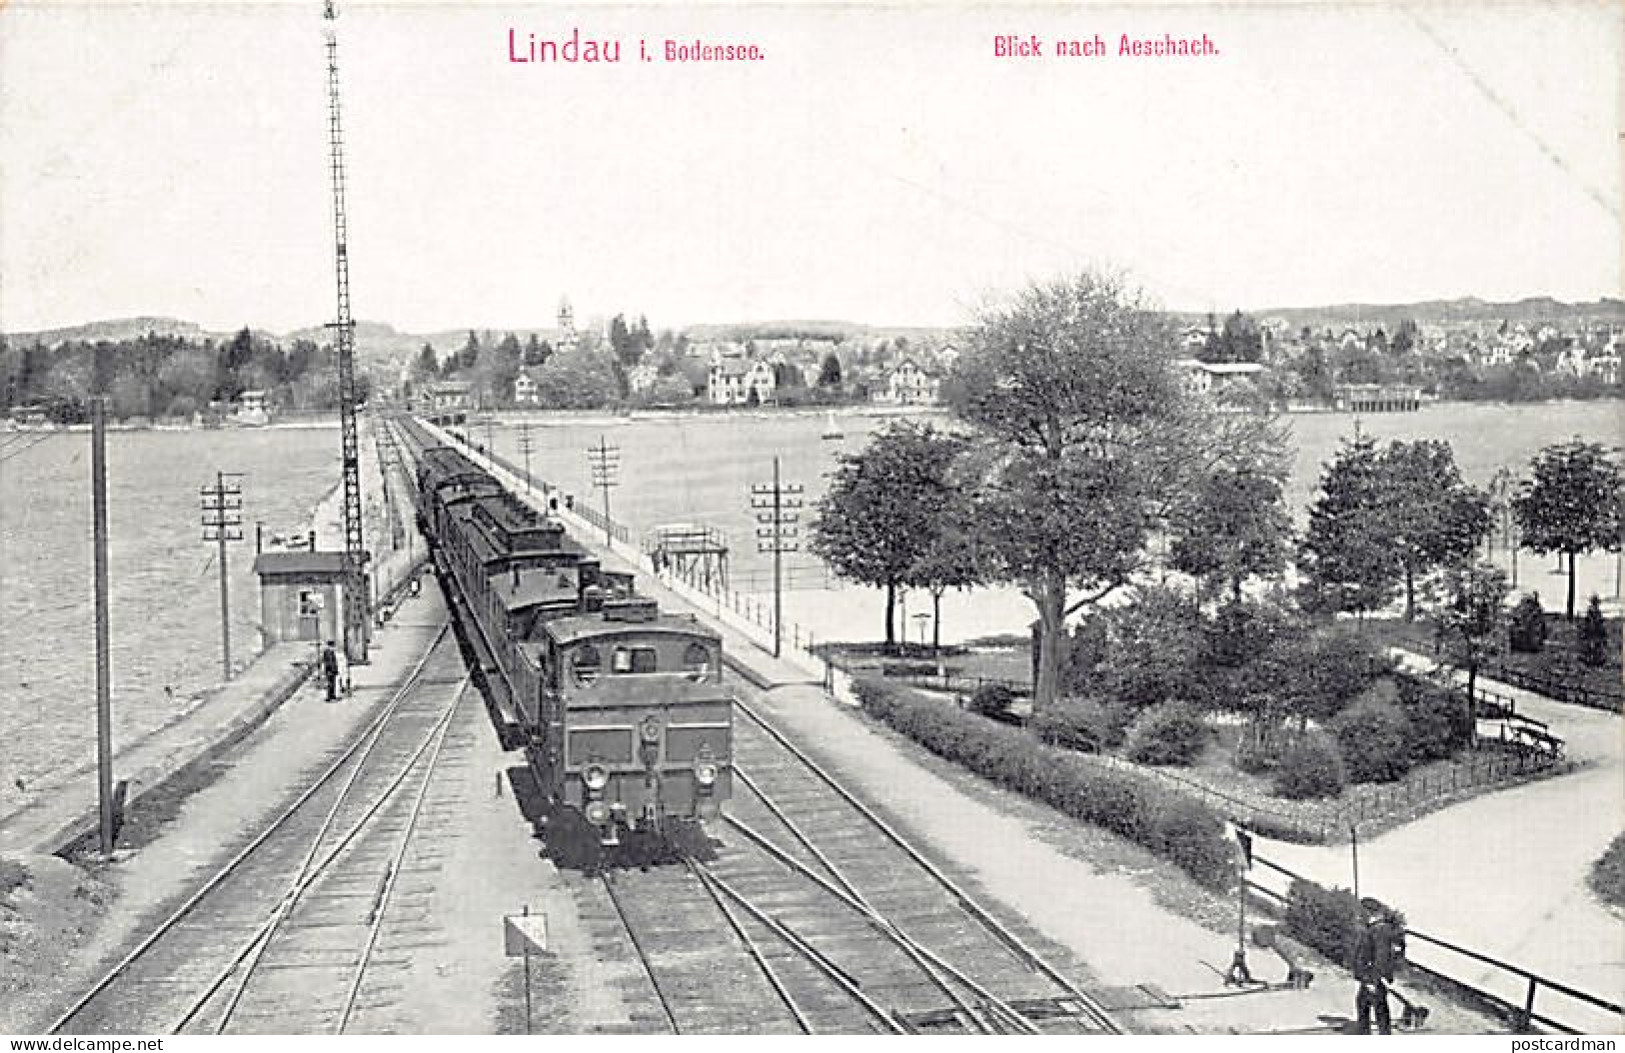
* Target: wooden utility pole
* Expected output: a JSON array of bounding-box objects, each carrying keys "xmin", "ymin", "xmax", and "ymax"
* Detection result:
[
  {"xmin": 751, "ymin": 457, "xmax": 802, "ymax": 658},
  {"xmin": 91, "ymin": 398, "xmax": 115, "ymax": 856},
  {"xmin": 586, "ymin": 436, "xmax": 620, "ymax": 545},
  {"xmin": 518, "ymin": 422, "xmax": 534, "ymax": 493},
  {"xmin": 200, "ymin": 472, "xmax": 244, "ymax": 680}
]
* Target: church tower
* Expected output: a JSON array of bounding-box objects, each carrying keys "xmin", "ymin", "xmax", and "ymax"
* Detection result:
[{"xmin": 558, "ymin": 297, "xmax": 577, "ymax": 350}]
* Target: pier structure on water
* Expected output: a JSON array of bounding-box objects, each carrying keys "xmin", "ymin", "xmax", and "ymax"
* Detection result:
[{"xmin": 1333, "ymin": 383, "xmax": 1423, "ymax": 413}]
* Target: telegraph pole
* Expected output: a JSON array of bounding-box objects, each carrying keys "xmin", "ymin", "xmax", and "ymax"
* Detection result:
[
  {"xmin": 750, "ymin": 457, "xmax": 802, "ymax": 658},
  {"xmin": 518, "ymin": 422, "xmax": 534, "ymax": 493},
  {"xmin": 200, "ymin": 472, "xmax": 244, "ymax": 680},
  {"xmin": 586, "ymin": 436, "xmax": 620, "ymax": 545},
  {"xmin": 90, "ymin": 398, "xmax": 115, "ymax": 856}
]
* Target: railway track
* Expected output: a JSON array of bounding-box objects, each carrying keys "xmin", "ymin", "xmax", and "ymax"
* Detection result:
[
  {"xmin": 592, "ymin": 692, "xmax": 1122, "ymax": 1035},
  {"xmin": 48, "ymin": 624, "xmax": 473, "ymax": 1035}
]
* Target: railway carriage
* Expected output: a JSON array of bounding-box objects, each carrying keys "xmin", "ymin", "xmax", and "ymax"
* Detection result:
[{"xmin": 402, "ymin": 420, "xmax": 730, "ymax": 847}]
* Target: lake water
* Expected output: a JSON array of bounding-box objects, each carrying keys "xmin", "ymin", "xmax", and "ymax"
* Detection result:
[
  {"xmin": 479, "ymin": 400, "xmax": 1624, "ymax": 646},
  {"xmin": 0, "ymin": 426, "xmax": 349, "ymax": 819}
]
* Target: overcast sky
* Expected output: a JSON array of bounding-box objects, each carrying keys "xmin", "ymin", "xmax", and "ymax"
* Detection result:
[{"xmin": 1, "ymin": 1, "xmax": 1618, "ymax": 334}]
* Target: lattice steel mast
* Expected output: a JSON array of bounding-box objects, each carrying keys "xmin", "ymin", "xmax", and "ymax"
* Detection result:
[{"xmin": 323, "ymin": 0, "xmax": 369, "ymax": 662}]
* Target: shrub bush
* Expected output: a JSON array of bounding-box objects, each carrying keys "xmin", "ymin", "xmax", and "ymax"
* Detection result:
[
  {"xmin": 1579, "ymin": 595, "xmax": 1611, "ymax": 668},
  {"xmin": 1588, "ymin": 833, "xmax": 1625, "ymax": 911},
  {"xmin": 1285, "ymin": 879, "xmax": 1406, "ymax": 965},
  {"xmin": 1330, "ymin": 698, "xmax": 1414, "ymax": 783},
  {"xmin": 1266, "ymin": 624, "xmax": 1396, "ymax": 729},
  {"xmin": 1098, "ymin": 586, "xmax": 1207, "ymax": 708},
  {"xmin": 1124, "ymin": 702, "xmax": 1209, "ymax": 767},
  {"xmin": 1508, "ymin": 593, "xmax": 1548, "ymax": 653},
  {"xmin": 0, "ymin": 857, "xmax": 29, "ymax": 906},
  {"xmin": 854, "ymin": 678, "xmax": 1235, "ymax": 888},
  {"xmin": 1396, "ymin": 675, "xmax": 1469, "ymax": 762},
  {"xmin": 1204, "ymin": 600, "xmax": 1298, "ymax": 670},
  {"xmin": 968, "ymin": 683, "xmax": 1015, "ymax": 718},
  {"xmin": 1033, "ymin": 696, "xmax": 1129, "ymax": 753},
  {"xmin": 1057, "ymin": 617, "xmax": 1110, "ymax": 697},
  {"xmin": 1148, "ymin": 794, "xmax": 1238, "ymax": 880},
  {"xmin": 881, "ymin": 660, "xmax": 939, "ymax": 677},
  {"xmin": 1285, "ymin": 879, "xmax": 1362, "ymax": 963},
  {"xmin": 1272, "ymin": 731, "xmax": 1346, "ymax": 799},
  {"xmin": 1233, "ymin": 733, "xmax": 1278, "ymax": 775}
]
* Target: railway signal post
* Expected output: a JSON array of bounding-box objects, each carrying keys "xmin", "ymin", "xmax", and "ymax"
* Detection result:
[
  {"xmin": 751, "ymin": 457, "xmax": 802, "ymax": 658},
  {"xmin": 587, "ymin": 436, "xmax": 620, "ymax": 545},
  {"xmin": 200, "ymin": 471, "xmax": 245, "ymax": 681}
]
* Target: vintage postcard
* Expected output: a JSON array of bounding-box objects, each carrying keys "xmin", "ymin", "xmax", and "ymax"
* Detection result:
[{"xmin": 1, "ymin": 0, "xmax": 1620, "ymax": 1041}]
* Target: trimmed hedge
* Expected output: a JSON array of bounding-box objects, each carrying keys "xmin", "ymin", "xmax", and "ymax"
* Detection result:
[
  {"xmin": 882, "ymin": 660, "xmax": 940, "ymax": 677},
  {"xmin": 854, "ymin": 678, "xmax": 1236, "ymax": 888}
]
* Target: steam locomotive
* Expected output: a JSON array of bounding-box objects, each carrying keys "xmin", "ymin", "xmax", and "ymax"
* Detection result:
[{"xmin": 402, "ymin": 423, "xmax": 731, "ymax": 847}]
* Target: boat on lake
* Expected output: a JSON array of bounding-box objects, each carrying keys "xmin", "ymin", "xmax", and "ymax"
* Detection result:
[{"xmin": 822, "ymin": 410, "xmax": 844, "ymax": 440}]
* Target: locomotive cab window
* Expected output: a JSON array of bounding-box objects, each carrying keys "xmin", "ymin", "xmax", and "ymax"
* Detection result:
[
  {"xmin": 571, "ymin": 644, "xmax": 601, "ymax": 685},
  {"xmin": 682, "ymin": 642, "xmax": 713, "ymax": 675},
  {"xmin": 613, "ymin": 646, "xmax": 658, "ymax": 674}
]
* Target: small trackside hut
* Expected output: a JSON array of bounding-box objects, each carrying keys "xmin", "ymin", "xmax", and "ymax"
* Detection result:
[{"xmin": 253, "ymin": 551, "xmax": 351, "ymax": 650}]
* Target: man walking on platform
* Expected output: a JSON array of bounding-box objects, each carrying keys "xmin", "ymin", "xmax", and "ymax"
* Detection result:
[{"xmin": 321, "ymin": 641, "xmax": 341, "ymax": 702}]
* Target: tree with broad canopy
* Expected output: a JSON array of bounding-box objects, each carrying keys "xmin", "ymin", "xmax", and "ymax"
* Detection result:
[
  {"xmin": 1513, "ymin": 440, "xmax": 1622, "ymax": 620},
  {"xmin": 944, "ymin": 270, "xmax": 1287, "ymax": 712}
]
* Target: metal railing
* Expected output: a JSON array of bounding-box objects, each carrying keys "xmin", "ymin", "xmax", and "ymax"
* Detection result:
[{"xmin": 571, "ymin": 500, "xmax": 631, "ymax": 545}]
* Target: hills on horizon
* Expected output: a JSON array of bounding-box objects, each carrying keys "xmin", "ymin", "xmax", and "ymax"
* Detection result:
[{"xmin": 8, "ymin": 296, "xmax": 1625, "ymax": 357}]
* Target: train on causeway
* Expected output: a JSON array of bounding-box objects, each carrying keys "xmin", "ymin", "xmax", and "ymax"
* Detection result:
[{"xmin": 398, "ymin": 418, "xmax": 731, "ymax": 860}]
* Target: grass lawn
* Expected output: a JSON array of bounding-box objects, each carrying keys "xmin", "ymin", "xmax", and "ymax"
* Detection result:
[{"xmin": 1160, "ymin": 722, "xmax": 1570, "ymax": 842}]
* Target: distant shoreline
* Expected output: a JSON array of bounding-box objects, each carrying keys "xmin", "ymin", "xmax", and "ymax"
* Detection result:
[{"xmin": 7, "ymin": 395, "xmax": 1622, "ymax": 433}]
